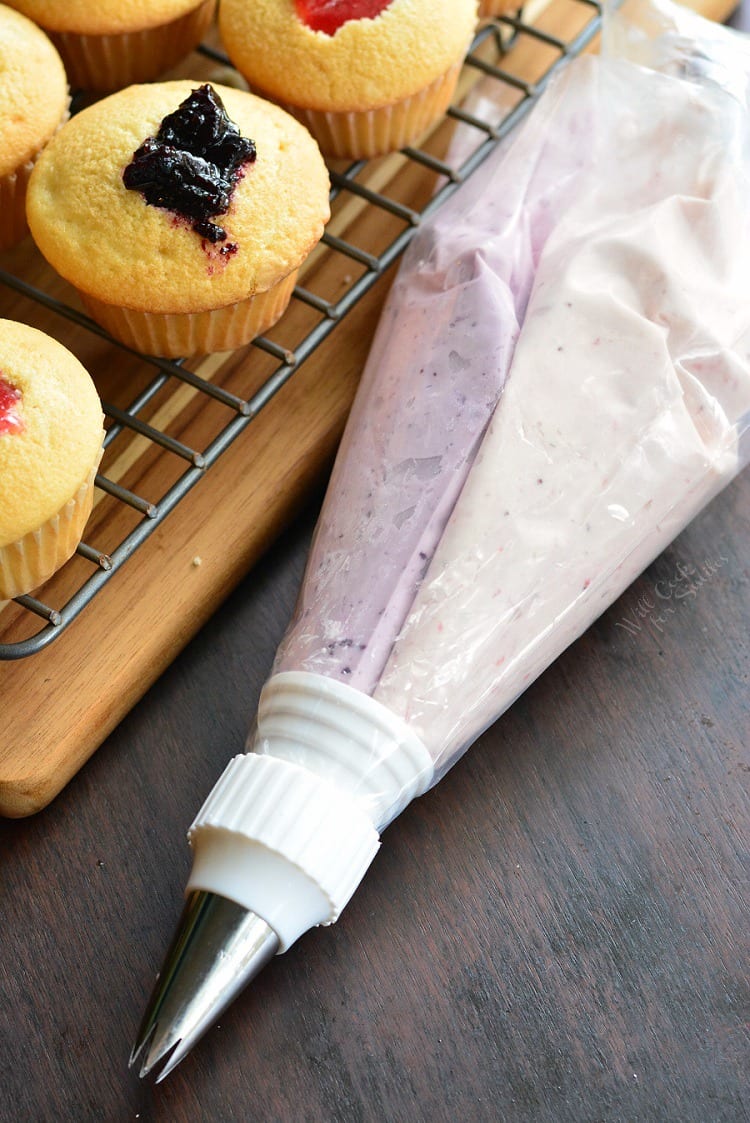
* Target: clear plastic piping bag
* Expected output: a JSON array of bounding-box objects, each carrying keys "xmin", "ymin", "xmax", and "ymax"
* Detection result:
[
  {"xmin": 272, "ymin": 66, "xmax": 598, "ymax": 696},
  {"xmin": 605, "ymin": 0, "xmax": 750, "ymax": 102},
  {"xmin": 373, "ymin": 45, "xmax": 750, "ymax": 780},
  {"xmin": 190, "ymin": 0, "xmax": 750, "ymax": 944}
]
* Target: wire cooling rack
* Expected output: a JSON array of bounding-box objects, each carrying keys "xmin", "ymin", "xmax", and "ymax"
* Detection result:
[{"xmin": 0, "ymin": 0, "xmax": 601, "ymax": 660}]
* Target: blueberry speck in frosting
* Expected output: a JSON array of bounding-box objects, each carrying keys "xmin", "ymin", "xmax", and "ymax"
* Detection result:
[{"xmin": 123, "ymin": 84, "xmax": 256, "ymax": 246}]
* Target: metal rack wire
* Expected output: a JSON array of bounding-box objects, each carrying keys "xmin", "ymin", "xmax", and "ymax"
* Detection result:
[{"xmin": 0, "ymin": 0, "xmax": 602, "ymax": 660}]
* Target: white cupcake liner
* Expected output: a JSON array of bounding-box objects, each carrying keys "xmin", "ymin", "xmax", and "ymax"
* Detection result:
[
  {"xmin": 0, "ymin": 453, "xmax": 101, "ymax": 601},
  {"xmin": 0, "ymin": 101, "xmax": 70, "ymax": 252},
  {"xmin": 50, "ymin": 0, "xmax": 216, "ymax": 91},
  {"xmin": 0, "ymin": 161, "xmax": 35, "ymax": 252},
  {"xmin": 284, "ymin": 62, "xmax": 463, "ymax": 160},
  {"xmin": 79, "ymin": 267, "xmax": 299, "ymax": 357}
]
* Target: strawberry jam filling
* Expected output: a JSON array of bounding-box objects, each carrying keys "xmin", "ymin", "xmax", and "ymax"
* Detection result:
[
  {"xmin": 295, "ymin": 0, "xmax": 393, "ymax": 35},
  {"xmin": 0, "ymin": 376, "xmax": 23, "ymax": 436},
  {"xmin": 123, "ymin": 84, "xmax": 256, "ymax": 246}
]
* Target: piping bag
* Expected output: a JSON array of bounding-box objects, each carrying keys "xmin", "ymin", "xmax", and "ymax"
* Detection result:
[{"xmin": 132, "ymin": 0, "xmax": 750, "ymax": 1079}]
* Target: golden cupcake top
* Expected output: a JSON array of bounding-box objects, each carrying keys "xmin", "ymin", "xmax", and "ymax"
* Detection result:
[
  {"xmin": 219, "ymin": 0, "xmax": 479, "ymax": 112},
  {"xmin": 0, "ymin": 4, "xmax": 68, "ymax": 178},
  {"xmin": 0, "ymin": 320, "xmax": 103, "ymax": 547},
  {"xmin": 2, "ymin": 0, "xmax": 206, "ymax": 35},
  {"xmin": 26, "ymin": 81, "xmax": 330, "ymax": 316}
]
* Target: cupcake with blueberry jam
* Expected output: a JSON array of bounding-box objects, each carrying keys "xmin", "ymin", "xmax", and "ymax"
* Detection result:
[
  {"xmin": 26, "ymin": 81, "xmax": 330, "ymax": 357},
  {"xmin": 219, "ymin": 0, "xmax": 479, "ymax": 159}
]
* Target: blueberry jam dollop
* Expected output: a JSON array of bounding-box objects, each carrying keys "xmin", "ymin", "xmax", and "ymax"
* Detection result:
[
  {"xmin": 123, "ymin": 84, "xmax": 256, "ymax": 245},
  {"xmin": 295, "ymin": 0, "xmax": 393, "ymax": 35},
  {"xmin": 0, "ymin": 376, "xmax": 23, "ymax": 436}
]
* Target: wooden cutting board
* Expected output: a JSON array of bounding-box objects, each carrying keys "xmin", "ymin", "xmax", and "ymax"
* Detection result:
[{"xmin": 0, "ymin": 0, "xmax": 737, "ymax": 816}]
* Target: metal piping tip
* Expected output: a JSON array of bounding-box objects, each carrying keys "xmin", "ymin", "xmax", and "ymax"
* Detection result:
[{"xmin": 130, "ymin": 890, "xmax": 280, "ymax": 1081}]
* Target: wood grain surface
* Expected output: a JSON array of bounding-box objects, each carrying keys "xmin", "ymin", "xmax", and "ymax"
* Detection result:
[{"xmin": 1, "ymin": 2, "xmax": 748, "ymax": 1122}]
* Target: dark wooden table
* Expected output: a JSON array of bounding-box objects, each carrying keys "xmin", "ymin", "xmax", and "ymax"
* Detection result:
[{"xmin": 3, "ymin": 42, "xmax": 750, "ymax": 1123}]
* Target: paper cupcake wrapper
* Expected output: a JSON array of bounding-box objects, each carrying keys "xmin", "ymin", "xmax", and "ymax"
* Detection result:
[
  {"xmin": 49, "ymin": 0, "xmax": 216, "ymax": 91},
  {"xmin": 79, "ymin": 268, "xmax": 299, "ymax": 357},
  {"xmin": 0, "ymin": 99, "xmax": 70, "ymax": 252},
  {"xmin": 287, "ymin": 62, "xmax": 463, "ymax": 160},
  {"xmin": 0, "ymin": 160, "xmax": 35, "ymax": 253},
  {"xmin": 0, "ymin": 453, "xmax": 101, "ymax": 601}
]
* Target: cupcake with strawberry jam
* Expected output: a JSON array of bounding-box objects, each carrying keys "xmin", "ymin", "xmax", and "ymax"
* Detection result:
[
  {"xmin": 219, "ymin": 0, "xmax": 478, "ymax": 159},
  {"xmin": 0, "ymin": 320, "xmax": 104, "ymax": 601}
]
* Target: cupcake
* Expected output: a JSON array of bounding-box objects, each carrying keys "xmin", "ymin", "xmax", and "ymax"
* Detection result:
[
  {"xmin": 3, "ymin": 0, "xmax": 216, "ymax": 92},
  {"xmin": 0, "ymin": 4, "xmax": 68, "ymax": 252},
  {"xmin": 219, "ymin": 0, "xmax": 479, "ymax": 159},
  {"xmin": 0, "ymin": 320, "xmax": 104, "ymax": 601},
  {"xmin": 26, "ymin": 81, "xmax": 330, "ymax": 358}
]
